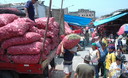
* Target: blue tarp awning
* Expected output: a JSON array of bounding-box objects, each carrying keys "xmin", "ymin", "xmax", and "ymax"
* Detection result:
[
  {"xmin": 64, "ymin": 15, "xmax": 92, "ymax": 27},
  {"xmin": 93, "ymin": 12, "xmax": 128, "ymax": 26}
]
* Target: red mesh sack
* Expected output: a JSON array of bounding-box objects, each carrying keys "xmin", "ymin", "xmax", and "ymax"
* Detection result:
[
  {"xmin": 15, "ymin": 18, "xmax": 36, "ymax": 26},
  {"xmin": 62, "ymin": 35, "xmax": 80, "ymax": 49},
  {"xmin": 47, "ymin": 31, "xmax": 55, "ymax": 38},
  {"xmin": 29, "ymin": 26, "xmax": 54, "ymax": 38},
  {"xmin": 42, "ymin": 53, "xmax": 47, "ymax": 61},
  {"xmin": 0, "ymin": 20, "xmax": 30, "ymax": 42},
  {"xmin": 52, "ymin": 35, "xmax": 60, "ymax": 43},
  {"xmin": 56, "ymin": 42, "xmax": 63, "ymax": 55},
  {"xmin": 7, "ymin": 42, "xmax": 43, "ymax": 55},
  {"xmin": 10, "ymin": 54, "xmax": 40, "ymax": 64},
  {"xmin": 65, "ymin": 22, "xmax": 72, "ymax": 34},
  {"xmin": 43, "ymin": 44, "xmax": 51, "ymax": 55},
  {"xmin": 53, "ymin": 21, "xmax": 59, "ymax": 29},
  {"xmin": 0, "ymin": 19, "xmax": 5, "ymax": 27},
  {"xmin": 50, "ymin": 28, "xmax": 59, "ymax": 36},
  {"xmin": 0, "ymin": 55, "xmax": 10, "ymax": 62},
  {"xmin": 39, "ymin": 38, "xmax": 52, "ymax": 45},
  {"xmin": 35, "ymin": 17, "xmax": 55, "ymax": 30},
  {"xmin": 56, "ymin": 34, "xmax": 80, "ymax": 55},
  {"xmin": 51, "ymin": 42, "xmax": 59, "ymax": 50},
  {"xmin": 2, "ymin": 32, "xmax": 41, "ymax": 49},
  {"xmin": 0, "ymin": 48, "xmax": 5, "ymax": 55},
  {"xmin": 0, "ymin": 14, "xmax": 18, "ymax": 26}
]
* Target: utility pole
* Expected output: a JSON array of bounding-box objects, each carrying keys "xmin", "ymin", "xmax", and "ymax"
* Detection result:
[{"xmin": 59, "ymin": 0, "xmax": 65, "ymax": 35}]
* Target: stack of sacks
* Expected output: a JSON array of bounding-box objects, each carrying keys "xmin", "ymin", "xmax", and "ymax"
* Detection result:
[
  {"xmin": 56, "ymin": 34, "xmax": 81, "ymax": 55},
  {"xmin": 0, "ymin": 14, "xmax": 44, "ymax": 64},
  {"xmin": 35, "ymin": 17, "xmax": 60, "ymax": 53},
  {"xmin": 65, "ymin": 22, "xmax": 72, "ymax": 34},
  {"xmin": 39, "ymin": 38, "xmax": 52, "ymax": 55},
  {"xmin": 0, "ymin": 14, "xmax": 60, "ymax": 64}
]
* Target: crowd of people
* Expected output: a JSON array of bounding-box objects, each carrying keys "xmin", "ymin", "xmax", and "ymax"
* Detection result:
[
  {"xmin": 60, "ymin": 29, "xmax": 128, "ymax": 78},
  {"xmin": 88, "ymin": 35, "xmax": 128, "ymax": 78}
]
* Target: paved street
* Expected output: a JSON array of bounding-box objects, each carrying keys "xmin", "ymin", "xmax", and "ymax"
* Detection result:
[
  {"xmin": 19, "ymin": 45, "xmax": 128, "ymax": 78},
  {"xmin": 50, "ymin": 46, "xmax": 128, "ymax": 78},
  {"xmin": 50, "ymin": 46, "xmax": 92, "ymax": 78}
]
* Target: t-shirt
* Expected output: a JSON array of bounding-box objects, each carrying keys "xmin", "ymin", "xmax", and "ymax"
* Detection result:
[
  {"xmin": 98, "ymin": 48, "xmax": 108, "ymax": 62},
  {"xmin": 102, "ymin": 38, "xmax": 108, "ymax": 47},
  {"xmin": 68, "ymin": 46, "xmax": 78, "ymax": 52},
  {"xmin": 96, "ymin": 41, "xmax": 102, "ymax": 48},
  {"xmin": 76, "ymin": 63, "xmax": 95, "ymax": 78},
  {"xmin": 90, "ymin": 49, "xmax": 99, "ymax": 65},
  {"xmin": 63, "ymin": 47, "xmax": 77, "ymax": 65},
  {"xmin": 63, "ymin": 49, "xmax": 74, "ymax": 65},
  {"xmin": 25, "ymin": 1, "xmax": 35, "ymax": 21},
  {"xmin": 105, "ymin": 52, "xmax": 116, "ymax": 70},
  {"xmin": 109, "ymin": 62, "xmax": 126, "ymax": 78}
]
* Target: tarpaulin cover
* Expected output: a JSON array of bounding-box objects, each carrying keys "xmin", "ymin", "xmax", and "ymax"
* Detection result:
[
  {"xmin": 64, "ymin": 15, "xmax": 92, "ymax": 26},
  {"xmin": 93, "ymin": 13, "xmax": 128, "ymax": 26}
]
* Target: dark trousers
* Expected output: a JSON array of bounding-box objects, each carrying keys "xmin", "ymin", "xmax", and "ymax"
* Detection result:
[
  {"xmin": 93, "ymin": 65, "xmax": 99, "ymax": 78},
  {"xmin": 98, "ymin": 61, "xmax": 105, "ymax": 76},
  {"xmin": 50, "ymin": 58, "xmax": 55, "ymax": 68}
]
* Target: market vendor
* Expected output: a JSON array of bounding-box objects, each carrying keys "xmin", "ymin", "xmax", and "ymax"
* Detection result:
[{"xmin": 24, "ymin": 0, "xmax": 38, "ymax": 21}]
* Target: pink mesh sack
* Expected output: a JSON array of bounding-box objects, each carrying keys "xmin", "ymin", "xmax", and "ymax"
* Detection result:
[
  {"xmin": 0, "ymin": 14, "xmax": 18, "ymax": 26},
  {"xmin": 0, "ymin": 20, "xmax": 30, "ymax": 42},
  {"xmin": 2, "ymin": 32, "xmax": 41, "ymax": 49},
  {"xmin": 35, "ymin": 17, "xmax": 55, "ymax": 30},
  {"xmin": 7, "ymin": 42, "xmax": 43, "ymax": 55}
]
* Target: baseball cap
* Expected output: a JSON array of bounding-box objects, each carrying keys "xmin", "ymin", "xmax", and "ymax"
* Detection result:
[
  {"xmin": 84, "ymin": 55, "xmax": 91, "ymax": 61},
  {"xmin": 108, "ymin": 46, "xmax": 115, "ymax": 50},
  {"xmin": 91, "ymin": 43, "xmax": 97, "ymax": 46}
]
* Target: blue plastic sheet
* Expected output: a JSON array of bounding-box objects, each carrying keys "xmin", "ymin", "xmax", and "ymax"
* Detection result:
[{"xmin": 64, "ymin": 15, "xmax": 92, "ymax": 27}]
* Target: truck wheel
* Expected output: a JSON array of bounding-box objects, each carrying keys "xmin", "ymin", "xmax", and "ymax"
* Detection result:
[
  {"xmin": 36, "ymin": 66, "xmax": 49, "ymax": 78},
  {"xmin": 43, "ymin": 66, "xmax": 49, "ymax": 78},
  {"xmin": 0, "ymin": 71, "xmax": 13, "ymax": 78},
  {"xmin": 11, "ymin": 71, "xmax": 19, "ymax": 78}
]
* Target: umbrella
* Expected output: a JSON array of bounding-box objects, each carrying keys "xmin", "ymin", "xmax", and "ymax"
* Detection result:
[{"xmin": 117, "ymin": 24, "xmax": 128, "ymax": 35}]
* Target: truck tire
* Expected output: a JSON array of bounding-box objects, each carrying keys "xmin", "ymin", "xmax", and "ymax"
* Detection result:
[
  {"xmin": 11, "ymin": 71, "xmax": 19, "ymax": 78},
  {"xmin": 43, "ymin": 66, "xmax": 49, "ymax": 78},
  {"xmin": 37, "ymin": 66, "xmax": 49, "ymax": 78},
  {"xmin": 0, "ymin": 71, "xmax": 13, "ymax": 78}
]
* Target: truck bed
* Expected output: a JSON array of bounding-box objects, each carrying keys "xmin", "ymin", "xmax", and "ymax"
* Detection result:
[{"xmin": 0, "ymin": 48, "xmax": 56, "ymax": 74}]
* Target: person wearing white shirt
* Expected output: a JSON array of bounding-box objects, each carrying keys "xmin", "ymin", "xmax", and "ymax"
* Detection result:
[
  {"xmin": 109, "ymin": 56, "xmax": 126, "ymax": 78},
  {"xmin": 89, "ymin": 43, "xmax": 100, "ymax": 78}
]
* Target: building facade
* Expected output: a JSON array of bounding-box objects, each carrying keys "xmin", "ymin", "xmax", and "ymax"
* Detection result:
[{"xmin": 68, "ymin": 9, "xmax": 95, "ymax": 19}]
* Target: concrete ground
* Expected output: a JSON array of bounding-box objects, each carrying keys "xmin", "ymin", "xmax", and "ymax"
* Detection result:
[
  {"xmin": 50, "ymin": 46, "xmax": 93, "ymax": 78},
  {"xmin": 50, "ymin": 46, "xmax": 128, "ymax": 78}
]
